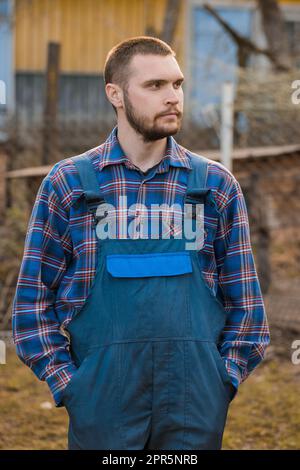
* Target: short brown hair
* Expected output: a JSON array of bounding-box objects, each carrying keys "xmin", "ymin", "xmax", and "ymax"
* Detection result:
[{"xmin": 104, "ymin": 36, "xmax": 176, "ymax": 113}]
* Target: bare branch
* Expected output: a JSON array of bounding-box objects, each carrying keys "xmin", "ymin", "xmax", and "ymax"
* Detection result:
[
  {"xmin": 203, "ymin": 3, "xmax": 290, "ymax": 71},
  {"xmin": 257, "ymin": 0, "xmax": 292, "ymax": 70},
  {"xmin": 160, "ymin": 0, "xmax": 181, "ymax": 45}
]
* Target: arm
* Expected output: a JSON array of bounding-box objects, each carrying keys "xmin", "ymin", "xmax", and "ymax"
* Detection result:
[
  {"xmin": 12, "ymin": 170, "xmax": 77, "ymax": 407},
  {"xmin": 214, "ymin": 176, "xmax": 271, "ymax": 399}
]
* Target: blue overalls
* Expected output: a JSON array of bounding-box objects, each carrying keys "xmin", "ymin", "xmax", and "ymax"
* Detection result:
[{"xmin": 60, "ymin": 152, "xmax": 236, "ymax": 450}]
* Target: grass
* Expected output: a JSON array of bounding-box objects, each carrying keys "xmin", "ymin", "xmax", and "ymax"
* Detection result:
[
  {"xmin": 0, "ymin": 347, "xmax": 69, "ymax": 450},
  {"xmin": 223, "ymin": 356, "xmax": 300, "ymax": 449},
  {"xmin": 1, "ymin": 346, "xmax": 300, "ymax": 450}
]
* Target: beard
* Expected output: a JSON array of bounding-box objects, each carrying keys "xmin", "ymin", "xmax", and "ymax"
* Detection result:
[{"xmin": 123, "ymin": 89, "xmax": 182, "ymax": 142}]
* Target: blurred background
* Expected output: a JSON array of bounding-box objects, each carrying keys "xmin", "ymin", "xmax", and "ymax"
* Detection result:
[{"xmin": 0, "ymin": 0, "xmax": 300, "ymax": 449}]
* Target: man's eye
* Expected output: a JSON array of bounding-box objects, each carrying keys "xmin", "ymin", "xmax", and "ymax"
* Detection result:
[{"xmin": 149, "ymin": 81, "xmax": 183, "ymax": 89}]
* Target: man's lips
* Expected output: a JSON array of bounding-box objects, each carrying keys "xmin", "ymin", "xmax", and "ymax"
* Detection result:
[{"xmin": 160, "ymin": 112, "xmax": 179, "ymax": 117}]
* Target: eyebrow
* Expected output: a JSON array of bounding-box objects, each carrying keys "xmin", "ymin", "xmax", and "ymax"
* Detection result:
[{"xmin": 142, "ymin": 77, "xmax": 185, "ymax": 86}]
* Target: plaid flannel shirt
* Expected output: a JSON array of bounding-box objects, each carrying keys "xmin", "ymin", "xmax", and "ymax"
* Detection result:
[{"xmin": 12, "ymin": 125, "xmax": 270, "ymax": 407}]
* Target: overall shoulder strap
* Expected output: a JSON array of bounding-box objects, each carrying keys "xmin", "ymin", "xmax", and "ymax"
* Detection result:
[
  {"xmin": 71, "ymin": 154, "xmax": 105, "ymax": 225},
  {"xmin": 72, "ymin": 153, "xmax": 101, "ymax": 199},
  {"xmin": 185, "ymin": 151, "xmax": 221, "ymax": 215},
  {"xmin": 185, "ymin": 151, "xmax": 210, "ymax": 203},
  {"xmin": 186, "ymin": 151, "xmax": 209, "ymax": 192}
]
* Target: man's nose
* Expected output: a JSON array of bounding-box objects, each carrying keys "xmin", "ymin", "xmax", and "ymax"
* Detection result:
[{"xmin": 164, "ymin": 87, "xmax": 180, "ymax": 105}]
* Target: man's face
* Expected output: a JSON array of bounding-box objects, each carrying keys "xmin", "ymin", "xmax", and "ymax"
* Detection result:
[{"xmin": 121, "ymin": 54, "xmax": 184, "ymax": 142}]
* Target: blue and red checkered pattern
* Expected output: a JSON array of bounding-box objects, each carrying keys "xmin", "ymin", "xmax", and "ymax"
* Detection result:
[{"xmin": 11, "ymin": 125, "xmax": 270, "ymax": 407}]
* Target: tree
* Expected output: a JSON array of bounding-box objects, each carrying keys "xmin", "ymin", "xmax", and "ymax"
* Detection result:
[
  {"xmin": 145, "ymin": 0, "xmax": 181, "ymax": 46},
  {"xmin": 203, "ymin": 1, "xmax": 292, "ymax": 71}
]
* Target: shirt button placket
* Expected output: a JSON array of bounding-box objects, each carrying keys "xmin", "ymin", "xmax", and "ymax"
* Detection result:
[{"xmin": 135, "ymin": 180, "xmax": 146, "ymax": 236}]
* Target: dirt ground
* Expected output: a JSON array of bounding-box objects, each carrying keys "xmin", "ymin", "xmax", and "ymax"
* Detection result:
[{"xmin": 1, "ymin": 329, "xmax": 300, "ymax": 451}]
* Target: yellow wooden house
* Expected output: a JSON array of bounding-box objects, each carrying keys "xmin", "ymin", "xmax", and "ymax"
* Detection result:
[{"xmin": 1, "ymin": 0, "xmax": 300, "ymax": 146}]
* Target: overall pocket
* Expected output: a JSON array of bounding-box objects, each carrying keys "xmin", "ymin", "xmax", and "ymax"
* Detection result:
[
  {"xmin": 211, "ymin": 342, "xmax": 235, "ymax": 402},
  {"xmin": 61, "ymin": 350, "xmax": 96, "ymax": 407},
  {"xmin": 106, "ymin": 251, "xmax": 193, "ymax": 339},
  {"xmin": 106, "ymin": 251, "xmax": 193, "ymax": 277}
]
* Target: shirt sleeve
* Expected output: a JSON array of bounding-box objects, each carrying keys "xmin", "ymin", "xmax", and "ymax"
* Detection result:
[
  {"xmin": 11, "ymin": 171, "xmax": 78, "ymax": 408},
  {"xmin": 214, "ymin": 176, "xmax": 271, "ymax": 399}
]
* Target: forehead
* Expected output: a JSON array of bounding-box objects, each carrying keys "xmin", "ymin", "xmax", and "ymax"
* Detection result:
[{"xmin": 129, "ymin": 54, "xmax": 183, "ymax": 83}]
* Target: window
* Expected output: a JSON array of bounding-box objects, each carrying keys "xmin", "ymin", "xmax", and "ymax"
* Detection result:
[
  {"xmin": 0, "ymin": 0, "xmax": 9, "ymax": 18},
  {"xmin": 285, "ymin": 20, "xmax": 300, "ymax": 68}
]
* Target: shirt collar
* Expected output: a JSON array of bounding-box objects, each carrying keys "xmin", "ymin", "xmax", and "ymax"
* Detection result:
[{"xmin": 96, "ymin": 125, "xmax": 192, "ymax": 173}]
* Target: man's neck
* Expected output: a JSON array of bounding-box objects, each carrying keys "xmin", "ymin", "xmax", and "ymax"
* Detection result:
[{"xmin": 116, "ymin": 122, "xmax": 168, "ymax": 173}]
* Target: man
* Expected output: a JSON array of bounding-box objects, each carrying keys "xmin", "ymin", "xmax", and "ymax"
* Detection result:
[{"xmin": 12, "ymin": 36, "xmax": 270, "ymax": 450}]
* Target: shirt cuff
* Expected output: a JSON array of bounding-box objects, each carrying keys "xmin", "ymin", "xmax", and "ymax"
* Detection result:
[
  {"xmin": 223, "ymin": 358, "xmax": 243, "ymax": 401},
  {"xmin": 45, "ymin": 363, "xmax": 78, "ymax": 408}
]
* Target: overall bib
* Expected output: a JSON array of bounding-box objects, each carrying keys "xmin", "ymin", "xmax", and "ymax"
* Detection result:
[{"xmin": 61, "ymin": 152, "xmax": 234, "ymax": 450}]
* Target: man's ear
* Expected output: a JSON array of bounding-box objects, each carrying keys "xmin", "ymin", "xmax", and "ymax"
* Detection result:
[{"xmin": 105, "ymin": 83, "xmax": 123, "ymax": 109}]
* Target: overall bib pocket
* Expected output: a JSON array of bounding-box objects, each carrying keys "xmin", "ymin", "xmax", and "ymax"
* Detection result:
[
  {"xmin": 106, "ymin": 251, "xmax": 193, "ymax": 277},
  {"xmin": 105, "ymin": 251, "xmax": 193, "ymax": 340}
]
